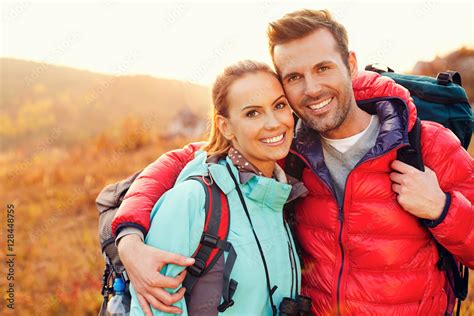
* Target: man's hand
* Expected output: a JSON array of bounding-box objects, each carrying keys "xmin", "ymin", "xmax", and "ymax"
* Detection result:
[
  {"xmin": 390, "ymin": 160, "xmax": 446, "ymax": 220},
  {"xmin": 117, "ymin": 234, "xmax": 195, "ymax": 315}
]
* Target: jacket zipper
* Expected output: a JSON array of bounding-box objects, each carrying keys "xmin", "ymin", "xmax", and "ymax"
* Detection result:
[
  {"xmin": 336, "ymin": 207, "xmax": 344, "ymax": 316},
  {"xmin": 290, "ymin": 141, "xmax": 410, "ymax": 315},
  {"xmin": 333, "ymin": 143, "xmax": 410, "ymax": 315}
]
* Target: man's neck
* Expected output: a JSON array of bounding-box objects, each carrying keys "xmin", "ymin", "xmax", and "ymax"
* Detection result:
[{"xmin": 321, "ymin": 104, "xmax": 372, "ymax": 139}]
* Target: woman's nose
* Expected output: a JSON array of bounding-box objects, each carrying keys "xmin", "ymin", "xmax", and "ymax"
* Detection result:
[{"xmin": 264, "ymin": 113, "xmax": 281, "ymax": 129}]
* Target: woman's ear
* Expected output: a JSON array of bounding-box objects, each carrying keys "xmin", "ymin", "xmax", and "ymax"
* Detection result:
[{"xmin": 217, "ymin": 115, "xmax": 234, "ymax": 141}]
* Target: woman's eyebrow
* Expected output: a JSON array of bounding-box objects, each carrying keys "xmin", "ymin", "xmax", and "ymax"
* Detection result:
[
  {"xmin": 271, "ymin": 94, "xmax": 285, "ymax": 105},
  {"xmin": 241, "ymin": 94, "xmax": 285, "ymax": 111}
]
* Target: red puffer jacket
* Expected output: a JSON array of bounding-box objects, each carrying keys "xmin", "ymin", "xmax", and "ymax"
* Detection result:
[
  {"xmin": 291, "ymin": 73, "xmax": 474, "ymax": 315},
  {"xmin": 111, "ymin": 71, "xmax": 474, "ymax": 315}
]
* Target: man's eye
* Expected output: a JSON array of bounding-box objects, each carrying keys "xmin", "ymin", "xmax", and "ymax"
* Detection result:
[
  {"xmin": 275, "ymin": 102, "xmax": 287, "ymax": 110},
  {"xmin": 246, "ymin": 110, "xmax": 259, "ymax": 118},
  {"xmin": 318, "ymin": 66, "xmax": 329, "ymax": 73},
  {"xmin": 287, "ymin": 75, "xmax": 300, "ymax": 83}
]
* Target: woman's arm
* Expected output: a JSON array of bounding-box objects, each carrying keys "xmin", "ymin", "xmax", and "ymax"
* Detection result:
[{"xmin": 129, "ymin": 180, "xmax": 207, "ymax": 316}]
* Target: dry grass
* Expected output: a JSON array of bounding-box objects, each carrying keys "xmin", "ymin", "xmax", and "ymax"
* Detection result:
[
  {"xmin": 0, "ymin": 132, "xmax": 472, "ymax": 315},
  {"xmin": 0, "ymin": 128, "xmax": 194, "ymax": 315}
]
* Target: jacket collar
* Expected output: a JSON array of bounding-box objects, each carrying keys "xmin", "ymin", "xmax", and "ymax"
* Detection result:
[
  {"xmin": 209, "ymin": 157, "xmax": 307, "ymax": 212},
  {"xmin": 292, "ymin": 97, "xmax": 410, "ymax": 190},
  {"xmin": 180, "ymin": 151, "xmax": 307, "ymax": 211}
]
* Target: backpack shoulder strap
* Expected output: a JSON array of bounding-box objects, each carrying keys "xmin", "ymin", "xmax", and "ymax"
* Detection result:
[
  {"xmin": 396, "ymin": 117, "xmax": 424, "ymax": 171},
  {"xmin": 396, "ymin": 119, "xmax": 469, "ymax": 313},
  {"xmin": 183, "ymin": 175, "xmax": 238, "ymax": 312}
]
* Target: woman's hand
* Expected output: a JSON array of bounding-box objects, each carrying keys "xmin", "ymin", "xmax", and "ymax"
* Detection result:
[{"xmin": 117, "ymin": 234, "xmax": 195, "ymax": 315}]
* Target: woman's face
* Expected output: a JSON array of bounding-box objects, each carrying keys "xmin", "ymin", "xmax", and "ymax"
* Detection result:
[{"xmin": 219, "ymin": 71, "xmax": 294, "ymax": 175}]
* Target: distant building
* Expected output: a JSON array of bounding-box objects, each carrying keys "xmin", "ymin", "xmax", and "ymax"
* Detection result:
[{"xmin": 162, "ymin": 108, "xmax": 207, "ymax": 140}]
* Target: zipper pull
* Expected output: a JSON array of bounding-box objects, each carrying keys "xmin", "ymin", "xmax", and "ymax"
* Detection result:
[{"xmin": 338, "ymin": 209, "xmax": 344, "ymax": 222}]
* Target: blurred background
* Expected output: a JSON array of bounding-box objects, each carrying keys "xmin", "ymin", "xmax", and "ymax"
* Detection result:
[{"xmin": 1, "ymin": 0, "xmax": 473, "ymax": 315}]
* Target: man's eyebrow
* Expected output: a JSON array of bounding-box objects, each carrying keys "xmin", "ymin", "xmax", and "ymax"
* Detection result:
[
  {"xmin": 314, "ymin": 60, "xmax": 333, "ymax": 69},
  {"xmin": 240, "ymin": 94, "xmax": 285, "ymax": 111},
  {"xmin": 282, "ymin": 61, "xmax": 334, "ymax": 81}
]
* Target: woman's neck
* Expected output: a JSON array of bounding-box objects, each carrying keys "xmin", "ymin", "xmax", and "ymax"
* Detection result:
[
  {"xmin": 257, "ymin": 161, "xmax": 276, "ymax": 178},
  {"xmin": 227, "ymin": 147, "xmax": 276, "ymax": 178}
]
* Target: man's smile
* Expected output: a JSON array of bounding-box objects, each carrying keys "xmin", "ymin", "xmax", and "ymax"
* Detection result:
[{"xmin": 307, "ymin": 97, "xmax": 334, "ymax": 113}]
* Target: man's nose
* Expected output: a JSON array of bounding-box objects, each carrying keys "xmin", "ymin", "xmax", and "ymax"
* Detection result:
[{"xmin": 304, "ymin": 75, "xmax": 323, "ymax": 98}]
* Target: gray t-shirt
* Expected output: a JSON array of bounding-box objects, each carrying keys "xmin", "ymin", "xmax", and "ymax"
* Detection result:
[{"xmin": 321, "ymin": 115, "xmax": 381, "ymax": 207}]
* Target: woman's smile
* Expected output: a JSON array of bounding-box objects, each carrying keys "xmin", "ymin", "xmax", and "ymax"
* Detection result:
[{"xmin": 259, "ymin": 132, "xmax": 286, "ymax": 145}]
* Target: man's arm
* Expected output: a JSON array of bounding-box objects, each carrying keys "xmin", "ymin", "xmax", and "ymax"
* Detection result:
[
  {"xmin": 112, "ymin": 142, "xmax": 204, "ymax": 236},
  {"xmin": 390, "ymin": 123, "xmax": 474, "ymax": 267},
  {"xmin": 112, "ymin": 142, "xmax": 203, "ymax": 315}
]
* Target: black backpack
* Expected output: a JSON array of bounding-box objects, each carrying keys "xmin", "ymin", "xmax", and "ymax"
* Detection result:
[{"xmin": 96, "ymin": 173, "xmax": 237, "ymax": 315}]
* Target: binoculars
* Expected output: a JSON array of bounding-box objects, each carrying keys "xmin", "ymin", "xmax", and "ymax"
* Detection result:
[{"xmin": 279, "ymin": 295, "xmax": 313, "ymax": 316}]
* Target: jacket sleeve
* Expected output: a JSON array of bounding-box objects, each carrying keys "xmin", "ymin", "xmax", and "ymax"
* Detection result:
[
  {"xmin": 111, "ymin": 142, "xmax": 204, "ymax": 237},
  {"xmin": 421, "ymin": 122, "xmax": 474, "ymax": 268},
  {"xmin": 129, "ymin": 180, "xmax": 206, "ymax": 316}
]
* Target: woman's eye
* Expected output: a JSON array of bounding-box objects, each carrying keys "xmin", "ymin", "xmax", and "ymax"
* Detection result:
[
  {"xmin": 246, "ymin": 110, "xmax": 259, "ymax": 118},
  {"xmin": 275, "ymin": 102, "xmax": 287, "ymax": 110}
]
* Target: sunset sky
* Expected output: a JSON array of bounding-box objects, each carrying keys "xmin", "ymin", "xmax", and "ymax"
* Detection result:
[{"xmin": 2, "ymin": 0, "xmax": 473, "ymax": 85}]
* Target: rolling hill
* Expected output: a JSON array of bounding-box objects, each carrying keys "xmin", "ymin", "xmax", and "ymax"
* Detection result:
[{"xmin": 0, "ymin": 58, "xmax": 211, "ymax": 153}]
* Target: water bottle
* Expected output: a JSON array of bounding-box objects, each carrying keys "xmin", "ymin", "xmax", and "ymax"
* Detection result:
[{"xmin": 107, "ymin": 277, "xmax": 130, "ymax": 316}]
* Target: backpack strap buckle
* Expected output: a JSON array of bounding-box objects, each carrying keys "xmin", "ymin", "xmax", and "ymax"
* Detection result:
[
  {"xmin": 188, "ymin": 258, "xmax": 206, "ymax": 276},
  {"xmin": 436, "ymin": 71, "xmax": 462, "ymax": 86},
  {"xmin": 217, "ymin": 299, "xmax": 235, "ymax": 312},
  {"xmin": 218, "ymin": 277, "xmax": 238, "ymax": 312},
  {"xmin": 201, "ymin": 233, "xmax": 219, "ymax": 247},
  {"xmin": 364, "ymin": 63, "xmax": 395, "ymax": 74}
]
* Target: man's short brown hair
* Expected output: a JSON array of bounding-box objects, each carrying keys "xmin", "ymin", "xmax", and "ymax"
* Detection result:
[{"xmin": 267, "ymin": 9, "xmax": 350, "ymax": 69}]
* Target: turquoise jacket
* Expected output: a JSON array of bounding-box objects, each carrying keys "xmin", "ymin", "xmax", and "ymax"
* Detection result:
[{"xmin": 130, "ymin": 152, "xmax": 301, "ymax": 315}]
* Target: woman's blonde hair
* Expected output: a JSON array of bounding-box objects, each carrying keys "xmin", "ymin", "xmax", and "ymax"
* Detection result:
[{"xmin": 202, "ymin": 60, "xmax": 278, "ymax": 156}]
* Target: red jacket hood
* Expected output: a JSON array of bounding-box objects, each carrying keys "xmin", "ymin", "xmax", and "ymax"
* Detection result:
[{"xmin": 353, "ymin": 70, "xmax": 417, "ymax": 131}]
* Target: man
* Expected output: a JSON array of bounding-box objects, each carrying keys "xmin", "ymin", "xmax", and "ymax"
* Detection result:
[{"xmin": 113, "ymin": 9, "xmax": 474, "ymax": 315}]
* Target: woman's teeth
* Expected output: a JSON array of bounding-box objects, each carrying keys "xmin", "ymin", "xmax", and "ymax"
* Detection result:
[
  {"xmin": 308, "ymin": 97, "xmax": 333, "ymax": 110},
  {"xmin": 261, "ymin": 133, "xmax": 284, "ymax": 144}
]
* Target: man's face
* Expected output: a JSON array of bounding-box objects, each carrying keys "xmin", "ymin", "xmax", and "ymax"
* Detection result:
[{"xmin": 273, "ymin": 28, "xmax": 358, "ymax": 138}]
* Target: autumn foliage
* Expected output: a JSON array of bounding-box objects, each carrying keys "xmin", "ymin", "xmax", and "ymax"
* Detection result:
[{"xmin": 0, "ymin": 50, "xmax": 473, "ymax": 315}]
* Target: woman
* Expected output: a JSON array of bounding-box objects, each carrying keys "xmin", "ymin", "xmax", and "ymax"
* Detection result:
[{"xmin": 129, "ymin": 60, "xmax": 307, "ymax": 315}]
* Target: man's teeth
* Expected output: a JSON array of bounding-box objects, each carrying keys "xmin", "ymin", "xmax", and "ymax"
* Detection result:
[
  {"xmin": 308, "ymin": 97, "xmax": 332, "ymax": 110},
  {"xmin": 261, "ymin": 134, "xmax": 284, "ymax": 144}
]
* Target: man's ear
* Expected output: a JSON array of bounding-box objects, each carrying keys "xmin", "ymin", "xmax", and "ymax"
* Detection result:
[
  {"xmin": 217, "ymin": 115, "xmax": 234, "ymax": 141},
  {"xmin": 348, "ymin": 51, "xmax": 358, "ymax": 79}
]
